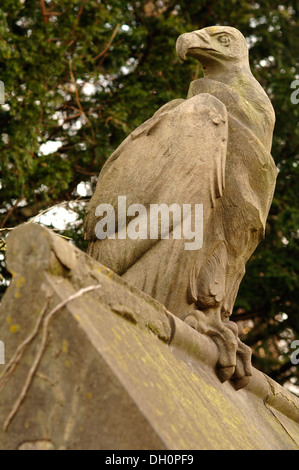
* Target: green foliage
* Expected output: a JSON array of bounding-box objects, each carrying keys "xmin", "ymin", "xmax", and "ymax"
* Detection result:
[{"xmin": 0, "ymin": 0, "xmax": 298, "ymax": 389}]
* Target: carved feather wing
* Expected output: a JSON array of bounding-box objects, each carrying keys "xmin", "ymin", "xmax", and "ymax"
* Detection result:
[{"xmin": 84, "ymin": 93, "xmax": 228, "ymax": 277}]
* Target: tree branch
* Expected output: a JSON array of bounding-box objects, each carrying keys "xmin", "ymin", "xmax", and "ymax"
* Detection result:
[
  {"xmin": 93, "ymin": 23, "xmax": 120, "ymax": 64},
  {"xmin": 39, "ymin": 0, "xmax": 64, "ymax": 24},
  {"xmin": 68, "ymin": 60, "xmax": 90, "ymax": 126},
  {"xmin": 0, "ymin": 199, "xmax": 21, "ymax": 229}
]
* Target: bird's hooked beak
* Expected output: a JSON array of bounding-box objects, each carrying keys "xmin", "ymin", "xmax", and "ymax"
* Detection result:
[{"xmin": 176, "ymin": 30, "xmax": 214, "ymax": 61}]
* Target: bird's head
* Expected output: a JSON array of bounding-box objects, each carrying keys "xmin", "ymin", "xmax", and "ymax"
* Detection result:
[{"xmin": 176, "ymin": 26, "xmax": 249, "ymax": 73}]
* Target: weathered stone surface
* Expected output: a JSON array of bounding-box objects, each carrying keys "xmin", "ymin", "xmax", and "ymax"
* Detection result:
[
  {"xmin": 83, "ymin": 26, "xmax": 278, "ymax": 388},
  {"xmin": 0, "ymin": 224, "xmax": 298, "ymax": 450}
]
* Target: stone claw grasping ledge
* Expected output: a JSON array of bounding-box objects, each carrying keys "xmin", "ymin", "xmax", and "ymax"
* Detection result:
[{"xmin": 184, "ymin": 310, "xmax": 252, "ymax": 390}]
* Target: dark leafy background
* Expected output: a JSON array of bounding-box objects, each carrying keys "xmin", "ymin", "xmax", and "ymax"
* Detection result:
[{"xmin": 0, "ymin": 0, "xmax": 298, "ymax": 391}]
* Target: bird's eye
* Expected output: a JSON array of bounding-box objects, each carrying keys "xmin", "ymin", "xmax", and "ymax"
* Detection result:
[{"xmin": 218, "ymin": 35, "xmax": 230, "ymax": 46}]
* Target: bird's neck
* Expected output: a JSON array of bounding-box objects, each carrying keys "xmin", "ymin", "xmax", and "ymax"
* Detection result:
[
  {"xmin": 195, "ymin": 61, "xmax": 275, "ymax": 152},
  {"xmin": 202, "ymin": 61, "xmax": 251, "ymax": 87}
]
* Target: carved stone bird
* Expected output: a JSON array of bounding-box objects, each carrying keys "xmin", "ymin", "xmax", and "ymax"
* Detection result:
[{"xmin": 84, "ymin": 26, "xmax": 277, "ymax": 389}]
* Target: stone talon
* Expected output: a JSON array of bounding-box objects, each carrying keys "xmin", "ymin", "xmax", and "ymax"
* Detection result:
[
  {"xmin": 230, "ymin": 339, "xmax": 253, "ymax": 390},
  {"xmin": 184, "ymin": 309, "xmax": 251, "ymax": 388},
  {"xmin": 217, "ymin": 366, "xmax": 236, "ymax": 384},
  {"xmin": 184, "ymin": 313, "xmax": 201, "ymax": 331}
]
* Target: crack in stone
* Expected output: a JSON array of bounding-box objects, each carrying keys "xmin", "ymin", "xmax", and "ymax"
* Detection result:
[{"xmin": 263, "ymin": 375, "xmax": 299, "ymax": 448}]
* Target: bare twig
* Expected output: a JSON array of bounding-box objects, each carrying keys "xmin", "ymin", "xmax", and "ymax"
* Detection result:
[
  {"xmin": 3, "ymin": 284, "xmax": 101, "ymax": 431},
  {"xmin": 73, "ymin": 0, "xmax": 86, "ymax": 29},
  {"xmin": 28, "ymin": 196, "xmax": 86, "ymax": 223},
  {"xmin": 0, "ymin": 199, "xmax": 21, "ymax": 229},
  {"xmin": 68, "ymin": 60, "xmax": 90, "ymax": 126},
  {"xmin": 0, "ymin": 297, "xmax": 51, "ymax": 391},
  {"xmin": 0, "ymin": 197, "xmax": 87, "ymax": 240},
  {"xmin": 63, "ymin": 1, "xmax": 86, "ymax": 47},
  {"xmin": 93, "ymin": 23, "xmax": 120, "ymax": 62},
  {"xmin": 40, "ymin": 0, "xmax": 49, "ymax": 23},
  {"xmin": 39, "ymin": 0, "xmax": 64, "ymax": 23}
]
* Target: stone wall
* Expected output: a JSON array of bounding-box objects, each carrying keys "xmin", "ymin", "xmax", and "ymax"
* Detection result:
[{"xmin": 0, "ymin": 224, "xmax": 298, "ymax": 449}]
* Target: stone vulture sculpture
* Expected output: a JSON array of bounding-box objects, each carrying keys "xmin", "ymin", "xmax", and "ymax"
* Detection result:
[{"xmin": 84, "ymin": 26, "xmax": 277, "ymax": 389}]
